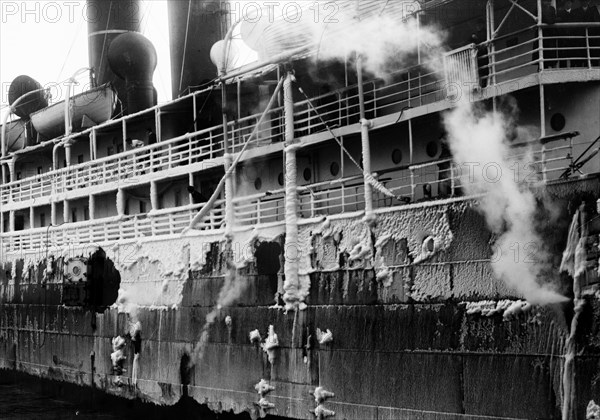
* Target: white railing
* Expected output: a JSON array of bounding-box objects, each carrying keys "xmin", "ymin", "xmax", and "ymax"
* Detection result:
[
  {"xmin": 444, "ymin": 44, "xmax": 480, "ymax": 89},
  {"xmin": 2, "ymin": 23, "xmax": 599, "ymax": 209},
  {"xmin": 1, "ymin": 201, "xmax": 225, "ymax": 252},
  {"xmin": 233, "ymin": 191, "xmax": 286, "ymax": 226},
  {"xmin": 2, "ymin": 132, "xmax": 595, "ymax": 253},
  {"xmin": 298, "ymin": 176, "xmax": 367, "ymax": 217}
]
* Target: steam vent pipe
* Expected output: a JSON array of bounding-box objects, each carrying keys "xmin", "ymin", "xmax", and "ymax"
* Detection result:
[
  {"xmin": 87, "ymin": 0, "xmax": 142, "ymax": 89},
  {"xmin": 107, "ymin": 32, "xmax": 158, "ymax": 114}
]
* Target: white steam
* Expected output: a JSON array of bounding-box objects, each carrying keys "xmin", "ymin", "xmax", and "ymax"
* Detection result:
[
  {"xmin": 315, "ymin": 12, "xmax": 444, "ymax": 77},
  {"xmin": 241, "ymin": 1, "xmax": 444, "ymax": 78},
  {"xmin": 444, "ymin": 99, "xmax": 566, "ymax": 305},
  {"xmin": 189, "ymin": 268, "xmax": 248, "ymax": 367}
]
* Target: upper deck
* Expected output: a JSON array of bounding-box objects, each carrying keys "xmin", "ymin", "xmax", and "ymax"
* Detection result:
[{"xmin": 1, "ymin": 1, "xmax": 600, "ymax": 254}]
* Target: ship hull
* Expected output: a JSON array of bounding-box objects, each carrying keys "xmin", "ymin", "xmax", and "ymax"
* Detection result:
[{"xmin": 1, "ymin": 176, "xmax": 599, "ymax": 419}]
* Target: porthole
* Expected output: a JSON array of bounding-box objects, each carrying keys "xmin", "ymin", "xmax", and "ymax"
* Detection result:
[
  {"xmin": 303, "ymin": 168, "xmax": 312, "ymax": 181},
  {"xmin": 330, "ymin": 162, "xmax": 340, "ymax": 176},
  {"xmin": 426, "ymin": 141, "xmax": 439, "ymax": 158},
  {"xmin": 423, "ymin": 236, "xmax": 435, "ymax": 253},
  {"xmin": 278, "ymin": 173, "xmax": 284, "ymax": 186},
  {"xmin": 550, "ymin": 113, "xmax": 566, "ymax": 132},
  {"xmin": 254, "ymin": 177, "xmax": 262, "ymax": 190},
  {"xmin": 392, "ymin": 149, "xmax": 402, "ymax": 165}
]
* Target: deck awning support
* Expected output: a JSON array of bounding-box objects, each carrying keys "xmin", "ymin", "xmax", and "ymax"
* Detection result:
[
  {"xmin": 282, "ymin": 71, "xmax": 304, "ymax": 311},
  {"xmin": 356, "ymin": 54, "xmax": 375, "ymax": 225}
]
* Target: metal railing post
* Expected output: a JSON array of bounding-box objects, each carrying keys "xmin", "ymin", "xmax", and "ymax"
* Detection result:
[
  {"xmin": 410, "ymin": 167, "xmax": 416, "ymax": 201},
  {"xmin": 586, "ymin": 28, "xmax": 592, "ymax": 68},
  {"xmin": 282, "ymin": 70, "xmax": 303, "ymax": 311},
  {"xmin": 357, "ymin": 54, "xmax": 375, "ymax": 224},
  {"xmin": 450, "ymin": 164, "xmax": 456, "ymax": 197}
]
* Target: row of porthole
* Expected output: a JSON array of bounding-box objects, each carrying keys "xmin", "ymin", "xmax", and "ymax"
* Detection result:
[
  {"xmin": 256, "ymin": 169, "xmax": 316, "ymax": 190},
  {"xmin": 252, "ymin": 145, "xmax": 434, "ymax": 191},
  {"xmin": 255, "ymin": 114, "xmax": 569, "ymax": 190}
]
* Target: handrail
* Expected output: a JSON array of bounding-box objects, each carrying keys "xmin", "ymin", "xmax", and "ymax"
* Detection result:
[
  {"xmin": 3, "ymin": 23, "xmax": 599, "ymax": 208},
  {"xmin": 2, "ymin": 129, "xmax": 595, "ymax": 250}
]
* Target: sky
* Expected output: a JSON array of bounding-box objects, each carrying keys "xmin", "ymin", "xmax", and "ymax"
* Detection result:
[{"xmin": 0, "ymin": 0, "xmax": 173, "ymax": 121}]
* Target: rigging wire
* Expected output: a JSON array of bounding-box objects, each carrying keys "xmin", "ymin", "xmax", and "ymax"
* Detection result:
[
  {"xmin": 97, "ymin": 1, "xmax": 114, "ymax": 83},
  {"xmin": 186, "ymin": 85, "xmax": 217, "ymax": 133},
  {"xmin": 295, "ymin": 81, "xmax": 409, "ymax": 202},
  {"xmin": 178, "ymin": 0, "xmax": 193, "ymax": 96},
  {"xmin": 56, "ymin": 17, "xmax": 86, "ymax": 83},
  {"xmin": 137, "ymin": 0, "xmax": 153, "ymax": 34}
]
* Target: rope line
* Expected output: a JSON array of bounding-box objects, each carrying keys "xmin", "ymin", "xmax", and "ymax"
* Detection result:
[
  {"xmin": 178, "ymin": 0, "xmax": 193, "ymax": 96},
  {"xmin": 185, "ymin": 77, "xmax": 286, "ymax": 231},
  {"xmin": 97, "ymin": 1, "xmax": 114, "ymax": 83},
  {"xmin": 295, "ymin": 82, "xmax": 408, "ymax": 202}
]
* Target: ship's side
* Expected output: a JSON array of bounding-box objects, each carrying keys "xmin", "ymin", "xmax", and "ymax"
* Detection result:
[{"xmin": 2, "ymin": 1, "xmax": 600, "ymax": 419}]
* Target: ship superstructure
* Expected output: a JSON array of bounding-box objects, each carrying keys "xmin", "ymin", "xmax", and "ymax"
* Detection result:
[{"xmin": 1, "ymin": 0, "xmax": 600, "ymax": 419}]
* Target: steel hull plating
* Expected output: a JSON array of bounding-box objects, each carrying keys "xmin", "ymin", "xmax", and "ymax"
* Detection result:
[{"xmin": 2, "ymin": 177, "xmax": 599, "ymax": 420}]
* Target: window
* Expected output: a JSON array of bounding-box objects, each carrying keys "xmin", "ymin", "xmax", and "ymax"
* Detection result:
[
  {"xmin": 107, "ymin": 146, "xmax": 114, "ymax": 156},
  {"xmin": 78, "ymin": 154, "xmax": 84, "ymax": 164},
  {"xmin": 139, "ymin": 201, "xmax": 146, "ymax": 214},
  {"xmin": 551, "ymin": 113, "xmax": 566, "ymax": 132},
  {"xmin": 330, "ymin": 162, "xmax": 340, "ymax": 176},
  {"xmin": 16, "ymin": 172, "xmax": 21, "ymax": 180},
  {"xmin": 40, "ymin": 213, "xmax": 46, "ymax": 227},
  {"xmin": 37, "ymin": 167, "xmax": 43, "ymax": 175},
  {"xmin": 303, "ymin": 168, "xmax": 312, "ymax": 181},
  {"xmin": 71, "ymin": 209, "xmax": 77, "ymax": 223},
  {"xmin": 117, "ymin": 144, "xmax": 124, "ymax": 154},
  {"xmin": 426, "ymin": 141, "xmax": 439, "ymax": 158},
  {"xmin": 83, "ymin": 206, "xmax": 89, "ymax": 220}
]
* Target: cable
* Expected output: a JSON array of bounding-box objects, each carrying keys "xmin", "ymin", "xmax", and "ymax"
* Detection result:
[
  {"xmin": 137, "ymin": 1, "xmax": 153, "ymax": 34},
  {"xmin": 186, "ymin": 85, "xmax": 216, "ymax": 133},
  {"xmin": 395, "ymin": 105, "xmax": 412, "ymax": 124},
  {"xmin": 178, "ymin": 0, "xmax": 193, "ymax": 96},
  {"xmin": 181, "ymin": 78, "xmax": 219, "ymax": 97},
  {"xmin": 560, "ymin": 134, "xmax": 600, "ymax": 179},
  {"xmin": 295, "ymin": 81, "xmax": 410, "ymax": 202},
  {"xmin": 97, "ymin": 1, "xmax": 114, "ymax": 84},
  {"xmin": 56, "ymin": 17, "xmax": 85, "ymax": 82}
]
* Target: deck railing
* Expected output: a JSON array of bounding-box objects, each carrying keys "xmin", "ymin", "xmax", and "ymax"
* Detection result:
[
  {"xmin": 1, "ymin": 201, "xmax": 225, "ymax": 252},
  {"xmin": 1, "ymin": 24, "xmax": 598, "ymax": 208},
  {"xmin": 2, "ymin": 131, "xmax": 593, "ymax": 252}
]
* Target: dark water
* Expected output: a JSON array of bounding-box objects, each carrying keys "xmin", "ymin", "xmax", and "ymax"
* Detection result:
[
  {"xmin": 0, "ymin": 374, "xmax": 286, "ymax": 420},
  {"xmin": 0, "ymin": 383, "xmax": 122, "ymax": 420}
]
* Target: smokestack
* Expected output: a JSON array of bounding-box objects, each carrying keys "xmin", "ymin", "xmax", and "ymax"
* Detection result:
[
  {"xmin": 87, "ymin": 0, "xmax": 142, "ymax": 102},
  {"xmin": 167, "ymin": 1, "xmax": 228, "ymax": 97}
]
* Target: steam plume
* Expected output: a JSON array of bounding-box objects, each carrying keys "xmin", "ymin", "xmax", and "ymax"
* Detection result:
[
  {"xmin": 246, "ymin": 1, "xmax": 444, "ymax": 78},
  {"xmin": 314, "ymin": 10, "xmax": 444, "ymax": 77},
  {"xmin": 444, "ymin": 98, "xmax": 566, "ymax": 304},
  {"xmin": 189, "ymin": 267, "xmax": 248, "ymax": 367}
]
